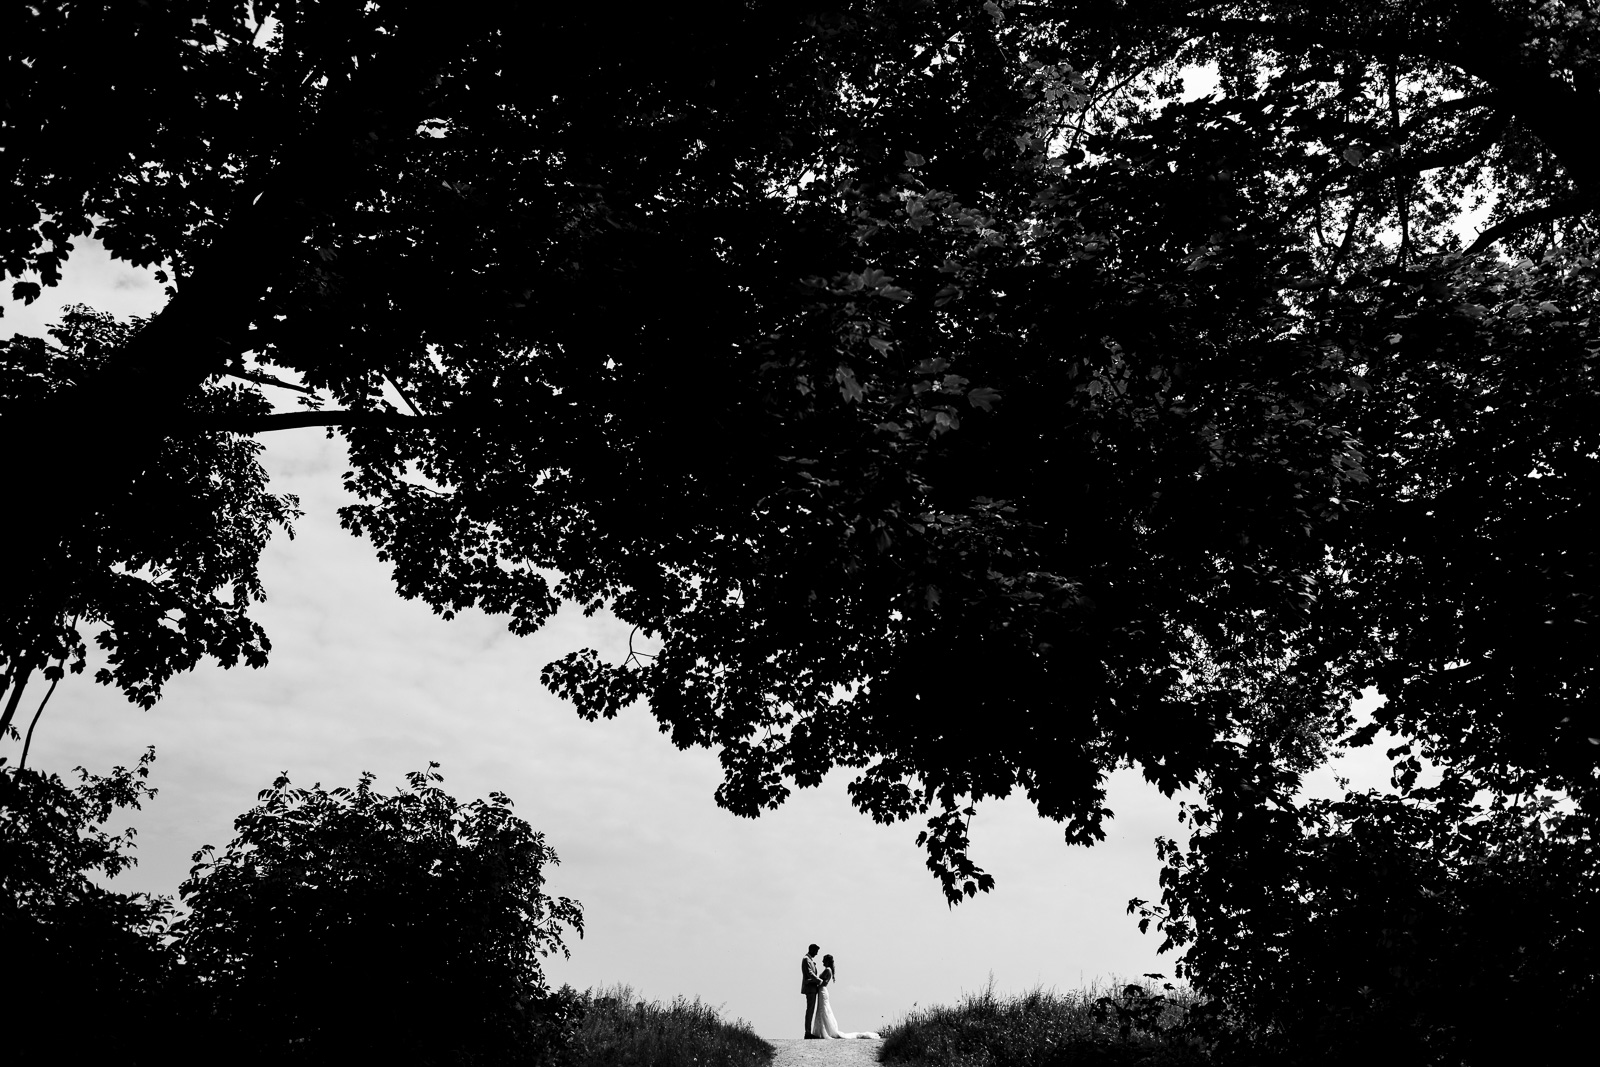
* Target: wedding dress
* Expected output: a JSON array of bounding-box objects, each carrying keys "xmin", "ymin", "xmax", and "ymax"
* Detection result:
[{"xmin": 811, "ymin": 974, "xmax": 881, "ymax": 1040}]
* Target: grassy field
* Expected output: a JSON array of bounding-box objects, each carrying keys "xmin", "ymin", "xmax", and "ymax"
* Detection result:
[
  {"xmin": 569, "ymin": 985, "xmax": 776, "ymax": 1067},
  {"xmin": 878, "ymin": 978, "xmax": 1207, "ymax": 1067}
]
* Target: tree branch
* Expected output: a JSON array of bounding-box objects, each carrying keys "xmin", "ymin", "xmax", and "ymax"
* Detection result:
[
  {"xmin": 1180, "ymin": 15, "xmax": 1397, "ymax": 59},
  {"xmin": 196, "ymin": 409, "xmax": 450, "ymax": 434},
  {"xmin": 18, "ymin": 667, "xmax": 62, "ymax": 771},
  {"xmin": 225, "ymin": 365, "xmax": 320, "ymax": 396},
  {"xmin": 1465, "ymin": 196, "xmax": 1596, "ymax": 256},
  {"xmin": 1383, "ymin": 110, "xmax": 1510, "ymax": 179},
  {"xmin": 1397, "ymin": 93, "xmax": 1498, "ymax": 137},
  {"xmin": 385, "ymin": 374, "xmax": 425, "ymax": 417},
  {"xmin": 0, "ymin": 659, "xmax": 35, "ymax": 742}
]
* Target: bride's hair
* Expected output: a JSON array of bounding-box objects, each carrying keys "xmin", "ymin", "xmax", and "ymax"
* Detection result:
[{"xmin": 823, "ymin": 954, "xmax": 836, "ymax": 976}]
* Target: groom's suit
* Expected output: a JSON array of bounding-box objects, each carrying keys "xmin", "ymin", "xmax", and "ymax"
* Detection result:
[{"xmin": 801, "ymin": 954, "xmax": 823, "ymax": 1036}]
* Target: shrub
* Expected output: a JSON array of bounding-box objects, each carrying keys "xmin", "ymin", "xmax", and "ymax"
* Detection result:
[
  {"xmin": 169, "ymin": 764, "xmax": 583, "ymax": 1065},
  {"xmin": 0, "ymin": 749, "xmax": 177, "ymax": 1062},
  {"xmin": 1136, "ymin": 781, "xmax": 1600, "ymax": 1066}
]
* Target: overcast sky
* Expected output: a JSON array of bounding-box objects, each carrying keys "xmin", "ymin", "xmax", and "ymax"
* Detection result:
[{"xmin": 4, "ymin": 239, "xmax": 1392, "ymax": 1038}]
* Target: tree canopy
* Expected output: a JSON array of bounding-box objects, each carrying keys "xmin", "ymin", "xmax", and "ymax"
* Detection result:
[{"xmin": 3, "ymin": 0, "xmax": 1596, "ymax": 902}]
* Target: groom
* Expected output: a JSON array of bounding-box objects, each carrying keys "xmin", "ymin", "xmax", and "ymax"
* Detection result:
[{"xmin": 801, "ymin": 943, "xmax": 822, "ymax": 1037}]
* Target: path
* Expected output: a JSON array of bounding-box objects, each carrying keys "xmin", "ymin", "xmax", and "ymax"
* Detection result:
[{"xmin": 767, "ymin": 1037, "xmax": 885, "ymax": 1067}]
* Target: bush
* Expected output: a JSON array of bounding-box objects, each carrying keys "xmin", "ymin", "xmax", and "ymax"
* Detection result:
[
  {"xmin": 1136, "ymin": 781, "xmax": 1600, "ymax": 1066},
  {"xmin": 571, "ymin": 984, "xmax": 775, "ymax": 1067},
  {"xmin": 0, "ymin": 749, "xmax": 177, "ymax": 1063},
  {"xmin": 880, "ymin": 978, "xmax": 1207, "ymax": 1067},
  {"xmin": 169, "ymin": 764, "xmax": 584, "ymax": 1066}
]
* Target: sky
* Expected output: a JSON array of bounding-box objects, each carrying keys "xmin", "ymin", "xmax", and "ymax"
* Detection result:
[{"xmin": 3, "ymin": 239, "xmax": 1397, "ymax": 1039}]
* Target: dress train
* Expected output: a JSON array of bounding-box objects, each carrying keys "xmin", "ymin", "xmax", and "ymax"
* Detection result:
[{"xmin": 811, "ymin": 984, "xmax": 881, "ymax": 1040}]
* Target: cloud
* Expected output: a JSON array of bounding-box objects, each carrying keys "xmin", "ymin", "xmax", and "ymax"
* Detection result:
[{"xmin": 1, "ymin": 236, "xmax": 166, "ymax": 333}]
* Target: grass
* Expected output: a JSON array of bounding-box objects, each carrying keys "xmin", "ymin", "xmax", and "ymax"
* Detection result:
[
  {"xmin": 569, "ymin": 985, "xmax": 776, "ymax": 1067},
  {"xmin": 879, "ymin": 978, "xmax": 1209, "ymax": 1067}
]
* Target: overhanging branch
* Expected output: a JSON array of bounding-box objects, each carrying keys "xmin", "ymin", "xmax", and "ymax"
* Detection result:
[
  {"xmin": 196, "ymin": 409, "xmax": 450, "ymax": 433},
  {"xmin": 1465, "ymin": 196, "xmax": 1596, "ymax": 255},
  {"xmin": 1383, "ymin": 111, "xmax": 1510, "ymax": 178},
  {"xmin": 1397, "ymin": 93, "xmax": 1499, "ymax": 137},
  {"xmin": 225, "ymin": 366, "xmax": 320, "ymax": 396}
]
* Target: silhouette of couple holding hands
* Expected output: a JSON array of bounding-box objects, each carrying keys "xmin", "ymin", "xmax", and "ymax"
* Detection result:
[{"xmin": 800, "ymin": 943, "xmax": 880, "ymax": 1039}]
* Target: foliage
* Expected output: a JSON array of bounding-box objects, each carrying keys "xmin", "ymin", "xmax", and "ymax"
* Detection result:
[
  {"xmin": 1132, "ymin": 775, "xmax": 1600, "ymax": 1066},
  {"xmin": 570, "ymin": 985, "xmax": 774, "ymax": 1067},
  {"xmin": 0, "ymin": 303, "xmax": 298, "ymax": 742},
  {"xmin": 169, "ymin": 764, "xmax": 584, "ymax": 1065},
  {"xmin": 1343, "ymin": 244, "xmax": 1600, "ymax": 806},
  {"xmin": 2, "ymin": 1, "xmax": 1597, "ymax": 902},
  {"xmin": 0, "ymin": 748, "xmax": 177, "ymax": 1060},
  {"xmin": 880, "ymin": 979, "xmax": 1205, "ymax": 1067}
]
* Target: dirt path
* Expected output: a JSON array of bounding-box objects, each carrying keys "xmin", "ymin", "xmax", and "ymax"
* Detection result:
[{"xmin": 767, "ymin": 1037, "xmax": 884, "ymax": 1067}]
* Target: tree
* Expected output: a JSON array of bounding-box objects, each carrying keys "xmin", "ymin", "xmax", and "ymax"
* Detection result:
[
  {"xmin": 169, "ymin": 764, "xmax": 583, "ymax": 1064},
  {"xmin": 3, "ymin": 1, "xmax": 1596, "ymax": 901},
  {"xmin": 1132, "ymin": 775, "xmax": 1600, "ymax": 1065},
  {"xmin": 0, "ymin": 748, "xmax": 177, "ymax": 1059}
]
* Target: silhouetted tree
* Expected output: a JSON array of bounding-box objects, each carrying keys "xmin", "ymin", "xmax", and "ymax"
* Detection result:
[
  {"xmin": 3, "ymin": 1, "xmax": 1595, "ymax": 901},
  {"xmin": 1134, "ymin": 775, "xmax": 1599, "ymax": 1066},
  {"xmin": 169, "ymin": 764, "xmax": 583, "ymax": 1065}
]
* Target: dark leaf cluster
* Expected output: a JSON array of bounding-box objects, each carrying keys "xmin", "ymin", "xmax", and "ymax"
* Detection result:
[{"xmin": 0, "ymin": 305, "xmax": 298, "ymax": 744}]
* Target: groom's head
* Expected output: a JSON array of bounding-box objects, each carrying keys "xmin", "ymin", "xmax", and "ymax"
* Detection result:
[{"xmin": 808, "ymin": 944, "xmax": 820, "ymax": 957}]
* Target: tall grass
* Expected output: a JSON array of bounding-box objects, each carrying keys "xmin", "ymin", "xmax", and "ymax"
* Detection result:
[
  {"xmin": 570, "ymin": 985, "xmax": 776, "ymax": 1067},
  {"xmin": 879, "ymin": 978, "xmax": 1207, "ymax": 1067}
]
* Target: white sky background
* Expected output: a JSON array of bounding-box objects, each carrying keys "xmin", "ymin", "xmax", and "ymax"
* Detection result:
[{"xmin": 4, "ymin": 238, "xmax": 1398, "ymax": 1038}]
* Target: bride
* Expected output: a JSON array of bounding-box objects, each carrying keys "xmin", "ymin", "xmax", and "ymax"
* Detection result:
[{"xmin": 810, "ymin": 955, "xmax": 881, "ymax": 1040}]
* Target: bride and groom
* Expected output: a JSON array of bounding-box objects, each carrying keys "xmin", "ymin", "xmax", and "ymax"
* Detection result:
[{"xmin": 801, "ymin": 943, "xmax": 880, "ymax": 1040}]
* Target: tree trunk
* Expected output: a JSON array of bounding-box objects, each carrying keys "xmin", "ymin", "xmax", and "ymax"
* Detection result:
[{"xmin": 0, "ymin": 658, "xmax": 35, "ymax": 742}]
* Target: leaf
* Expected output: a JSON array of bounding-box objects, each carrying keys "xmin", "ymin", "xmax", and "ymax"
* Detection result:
[
  {"xmin": 835, "ymin": 364, "xmax": 865, "ymax": 402},
  {"xmin": 968, "ymin": 386, "xmax": 1001, "ymax": 411}
]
